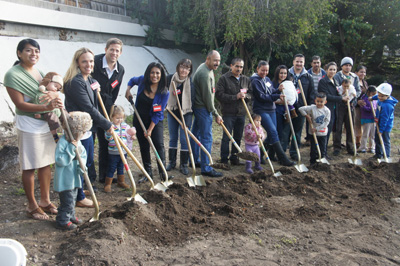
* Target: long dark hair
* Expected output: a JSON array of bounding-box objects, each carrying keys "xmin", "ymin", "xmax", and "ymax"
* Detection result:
[
  {"xmin": 143, "ymin": 62, "xmax": 167, "ymax": 94},
  {"xmin": 14, "ymin": 39, "xmax": 40, "ymax": 66},
  {"xmin": 273, "ymin": 65, "xmax": 290, "ymax": 83}
]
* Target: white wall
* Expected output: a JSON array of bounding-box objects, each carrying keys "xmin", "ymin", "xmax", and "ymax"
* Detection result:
[{"xmin": 0, "ymin": 36, "xmax": 204, "ymax": 124}]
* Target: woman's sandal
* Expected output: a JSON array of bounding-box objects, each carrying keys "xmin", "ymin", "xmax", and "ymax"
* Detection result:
[
  {"xmin": 27, "ymin": 207, "xmax": 49, "ymax": 221},
  {"xmin": 40, "ymin": 203, "xmax": 58, "ymax": 215}
]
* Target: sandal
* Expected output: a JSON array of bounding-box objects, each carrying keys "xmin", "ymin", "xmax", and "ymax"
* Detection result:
[
  {"xmin": 27, "ymin": 207, "xmax": 49, "ymax": 221},
  {"xmin": 40, "ymin": 203, "xmax": 58, "ymax": 215}
]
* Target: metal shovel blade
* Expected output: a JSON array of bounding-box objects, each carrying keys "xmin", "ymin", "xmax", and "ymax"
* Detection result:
[
  {"xmin": 378, "ymin": 157, "xmax": 393, "ymax": 163},
  {"xmin": 348, "ymin": 158, "xmax": 363, "ymax": 165},
  {"xmin": 89, "ymin": 212, "xmax": 101, "ymax": 222},
  {"xmin": 295, "ymin": 163, "xmax": 309, "ymax": 173},
  {"xmin": 154, "ymin": 182, "xmax": 168, "ymax": 192},
  {"xmin": 127, "ymin": 194, "xmax": 148, "ymax": 204},
  {"xmin": 187, "ymin": 177, "xmax": 196, "ymax": 187},
  {"xmin": 317, "ymin": 158, "xmax": 330, "ymax": 165},
  {"xmin": 194, "ymin": 175, "xmax": 206, "ymax": 186},
  {"xmin": 274, "ymin": 171, "xmax": 283, "ymax": 177}
]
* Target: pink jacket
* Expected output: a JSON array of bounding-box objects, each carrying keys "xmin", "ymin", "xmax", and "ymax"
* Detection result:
[{"xmin": 244, "ymin": 123, "xmax": 265, "ymax": 145}]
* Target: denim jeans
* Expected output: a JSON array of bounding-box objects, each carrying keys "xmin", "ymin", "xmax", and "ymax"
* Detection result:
[
  {"xmin": 220, "ymin": 115, "xmax": 245, "ymax": 161},
  {"xmin": 77, "ymin": 136, "xmax": 94, "ymax": 201},
  {"xmin": 57, "ymin": 188, "xmax": 78, "ymax": 226},
  {"xmin": 257, "ymin": 111, "xmax": 279, "ymax": 145},
  {"xmin": 375, "ymin": 131, "xmax": 391, "ymax": 158},
  {"xmin": 167, "ymin": 112, "xmax": 193, "ymax": 151},
  {"xmin": 191, "ymin": 107, "xmax": 213, "ymax": 173},
  {"xmin": 281, "ymin": 115, "xmax": 305, "ymax": 158},
  {"xmin": 96, "ymin": 127, "xmax": 109, "ymax": 182},
  {"xmin": 106, "ymin": 153, "xmax": 127, "ymax": 177},
  {"xmin": 310, "ymin": 135, "xmax": 327, "ymax": 163}
]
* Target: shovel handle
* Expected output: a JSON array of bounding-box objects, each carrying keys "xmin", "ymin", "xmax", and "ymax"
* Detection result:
[
  {"xmin": 240, "ymin": 98, "xmax": 275, "ymax": 174},
  {"xmin": 60, "ymin": 109, "xmax": 100, "ymax": 221},
  {"xmin": 171, "ymin": 82, "xmax": 198, "ymax": 178},
  {"xmin": 369, "ymin": 99, "xmax": 388, "ymax": 160},
  {"xmin": 345, "ymin": 90, "xmax": 357, "ymax": 158},
  {"xmin": 167, "ymin": 108, "xmax": 214, "ymax": 165},
  {"xmin": 97, "ymin": 91, "xmax": 138, "ymax": 198},
  {"xmin": 282, "ymin": 91, "xmax": 302, "ymax": 164},
  {"xmin": 129, "ymin": 98, "xmax": 170, "ymax": 184}
]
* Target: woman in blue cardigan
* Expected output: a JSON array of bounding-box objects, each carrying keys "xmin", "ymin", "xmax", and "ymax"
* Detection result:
[
  {"xmin": 251, "ymin": 61, "xmax": 294, "ymax": 166},
  {"xmin": 126, "ymin": 62, "xmax": 169, "ymax": 182}
]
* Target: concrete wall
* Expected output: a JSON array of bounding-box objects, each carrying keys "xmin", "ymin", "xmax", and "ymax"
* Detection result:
[{"xmin": 0, "ymin": 36, "xmax": 204, "ymax": 136}]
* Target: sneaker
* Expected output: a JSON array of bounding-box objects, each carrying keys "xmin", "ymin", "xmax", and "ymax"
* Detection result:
[
  {"xmin": 333, "ymin": 150, "xmax": 340, "ymax": 156},
  {"xmin": 360, "ymin": 149, "xmax": 366, "ymax": 153},
  {"xmin": 201, "ymin": 169, "xmax": 223, "ymax": 177},
  {"xmin": 138, "ymin": 176, "xmax": 148, "ymax": 183},
  {"xmin": 370, "ymin": 149, "xmax": 375, "ymax": 154},
  {"xmin": 70, "ymin": 217, "xmax": 84, "ymax": 225},
  {"xmin": 56, "ymin": 221, "xmax": 77, "ymax": 231}
]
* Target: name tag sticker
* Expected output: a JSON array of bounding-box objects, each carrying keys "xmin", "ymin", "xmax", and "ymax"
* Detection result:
[
  {"xmin": 90, "ymin": 82, "xmax": 100, "ymax": 91},
  {"xmin": 213, "ymin": 87, "xmax": 215, "ymax": 93},
  {"xmin": 174, "ymin": 89, "xmax": 181, "ymax": 95},
  {"xmin": 296, "ymin": 88, "xmax": 301, "ymax": 94},
  {"xmin": 240, "ymin": 88, "xmax": 247, "ymax": 93},
  {"xmin": 266, "ymin": 82, "xmax": 272, "ymax": 87},
  {"xmin": 153, "ymin": 105, "xmax": 162, "ymax": 112},
  {"xmin": 111, "ymin": 80, "xmax": 119, "ymax": 88}
]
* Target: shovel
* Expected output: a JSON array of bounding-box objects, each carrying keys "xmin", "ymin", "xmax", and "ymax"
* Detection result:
[
  {"xmin": 60, "ymin": 109, "xmax": 101, "ymax": 221},
  {"xmin": 240, "ymin": 98, "xmax": 282, "ymax": 177},
  {"xmin": 219, "ymin": 122, "xmax": 260, "ymax": 162},
  {"xmin": 281, "ymin": 91, "xmax": 308, "ymax": 173},
  {"xmin": 345, "ymin": 90, "xmax": 362, "ymax": 165},
  {"xmin": 171, "ymin": 82, "xmax": 205, "ymax": 187},
  {"xmin": 297, "ymin": 81, "xmax": 329, "ymax": 165},
  {"xmin": 369, "ymin": 99, "xmax": 393, "ymax": 163},
  {"xmin": 166, "ymin": 109, "xmax": 230, "ymax": 170},
  {"xmin": 97, "ymin": 91, "xmax": 147, "ymax": 203}
]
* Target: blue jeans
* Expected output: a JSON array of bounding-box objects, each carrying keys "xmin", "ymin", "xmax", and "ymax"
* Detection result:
[
  {"xmin": 106, "ymin": 153, "xmax": 127, "ymax": 177},
  {"xmin": 57, "ymin": 188, "xmax": 78, "ymax": 226},
  {"xmin": 191, "ymin": 107, "xmax": 213, "ymax": 173},
  {"xmin": 77, "ymin": 136, "xmax": 94, "ymax": 201},
  {"xmin": 257, "ymin": 111, "xmax": 279, "ymax": 145},
  {"xmin": 375, "ymin": 131, "xmax": 391, "ymax": 158},
  {"xmin": 282, "ymin": 115, "xmax": 306, "ymax": 158},
  {"xmin": 167, "ymin": 112, "xmax": 193, "ymax": 151},
  {"xmin": 220, "ymin": 115, "xmax": 245, "ymax": 161}
]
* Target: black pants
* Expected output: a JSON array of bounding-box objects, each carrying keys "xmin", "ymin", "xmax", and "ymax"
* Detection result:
[
  {"xmin": 220, "ymin": 115, "xmax": 245, "ymax": 162},
  {"xmin": 134, "ymin": 118, "xmax": 165, "ymax": 173},
  {"xmin": 333, "ymin": 105, "xmax": 354, "ymax": 152},
  {"xmin": 310, "ymin": 134, "xmax": 327, "ymax": 163},
  {"xmin": 96, "ymin": 127, "xmax": 109, "ymax": 182}
]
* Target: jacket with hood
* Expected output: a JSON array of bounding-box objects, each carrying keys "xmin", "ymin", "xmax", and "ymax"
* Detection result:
[
  {"xmin": 372, "ymin": 95, "xmax": 398, "ymax": 132},
  {"xmin": 288, "ymin": 67, "xmax": 315, "ymax": 110},
  {"xmin": 251, "ymin": 74, "xmax": 280, "ymax": 113}
]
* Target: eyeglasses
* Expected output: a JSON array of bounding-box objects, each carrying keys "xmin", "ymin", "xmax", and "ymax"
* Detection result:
[{"xmin": 179, "ymin": 65, "xmax": 191, "ymax": 71}]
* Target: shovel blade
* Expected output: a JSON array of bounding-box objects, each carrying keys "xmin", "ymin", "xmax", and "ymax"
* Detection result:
[
  {"xmin": 273, "ymin": 171, "xmax": 282, "ymax": 177},
  {"xmin": 162, "ymin": 180, "xmax": 174, "ymax": 187},
  {"xmin": 186, "ymin": 177, "xmax": 196, "ymax": 187},
  {"xmin": 295, "ymin": 164, "xmax": 309, "ymax": 173},
  {"xmin": 153, "ymin": 182, "xmax": 168, "ymax": 192},
  {"xmin": 378, "ymin": 157, "xmax": 393, "ymax": 164},
  {"xmin": 194, "ymin": 175, "xmax": 206, "ymax": 186},
  {"xmin": 127, "ymin": 194, "xmax": 148, "ymax": 204},
  {"xmin": 89, "ymin": 212, "xmax": 101, "ymax": 222},
  {"xmin": 317, "ymin": 158, "xmax": 330, "ymax": 165},
  {"xmin": 348, "ymin": 158, "xmax": 362, "ymax": 165}
]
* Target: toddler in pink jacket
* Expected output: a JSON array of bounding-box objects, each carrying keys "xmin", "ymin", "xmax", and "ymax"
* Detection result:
[{"xmin": 244, "ymin": 114, "xmax": 266, "ymax": 174}]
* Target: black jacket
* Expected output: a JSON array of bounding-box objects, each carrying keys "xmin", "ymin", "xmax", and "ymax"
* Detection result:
[
  {"xmin": 92, "ymin": 54, "xmax": 125, "ymax": 114},
  {"xmin": 288, "ymin": 68, "xmax": 315, "ymax": 109},
  {"xmin": 318, "ymin": 76, "xmax": 342, "ymax": 114},
  {"xmin": 215, "ymin": 71, "xmax": 252, "ymax": 116},
  {"xmin": 64, "ymin": 74, "xmax": 112, "ymax": 132}
]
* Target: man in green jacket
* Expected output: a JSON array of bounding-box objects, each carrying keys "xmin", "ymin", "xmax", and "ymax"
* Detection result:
[
  {"xmin": 215, "ymin": 58, "xmax": 252, "ymax": 165},
  {"xmin": 191, "ymin": 50, "xmax": 224, "ymax": 177}
]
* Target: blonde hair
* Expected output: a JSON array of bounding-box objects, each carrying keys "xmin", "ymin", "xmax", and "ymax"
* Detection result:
[
  {"xmin": 62, "ymin": 111, "xmax": 92, "ymax": 142},
  {"xmin": 109, "ymin": 105, "xmax": 125, "ymax": 119},
  {"xmin": 63, "ymin": 47, "xmax": 94, "ymax": 91}
]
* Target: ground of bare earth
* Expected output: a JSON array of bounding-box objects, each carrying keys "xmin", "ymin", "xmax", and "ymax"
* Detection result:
[{"xmin": 1, "ymin": 93, "xmax": 400, "ymax": 265}]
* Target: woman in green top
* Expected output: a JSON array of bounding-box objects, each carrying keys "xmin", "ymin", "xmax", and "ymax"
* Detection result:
[{"xmin": 4, "ymin": 39, "xmax": 62, "ymax": 221}]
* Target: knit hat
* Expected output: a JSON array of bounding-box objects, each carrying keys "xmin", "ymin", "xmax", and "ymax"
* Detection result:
[
  {"xmin": 39, "ymin": 72, "xmax": 63, "ymax": 92},
  {"xmin": 340, "ymin": 57, "xmax": 353, "ymax": 66}
]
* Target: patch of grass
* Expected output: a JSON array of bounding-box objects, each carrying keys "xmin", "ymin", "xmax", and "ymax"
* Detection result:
[
  {"xmin": 14, "ymin": 188, "xmax": 25, "ymax": 196},
  {"xmin": 249, "ymin": 233, "xmax": 264, "ymax": 246},
  {"xmin": 280, "ymin": 237, "xmax": 297, "ymax": 246}
]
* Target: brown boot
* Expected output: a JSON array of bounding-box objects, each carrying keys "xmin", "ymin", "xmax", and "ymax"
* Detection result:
[
  {"xmin": 104, "ymin": 177, "xmax": 113, "ymax": 193},
  {"xmin": 117, "ymin": 175, "xmax": 130, "ymax": 189},
  {"xmin": 290, "ymin": 109, "xmax": 298, "ymax": 119}
]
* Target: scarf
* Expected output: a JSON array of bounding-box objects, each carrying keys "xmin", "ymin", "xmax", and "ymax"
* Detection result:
[{"xmin": 167, "ymin": 72, "xmax": 192, "ymax": 115}]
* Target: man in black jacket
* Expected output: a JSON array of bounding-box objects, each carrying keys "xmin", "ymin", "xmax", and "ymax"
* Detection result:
[
  {"xmin": 92, "ymin": 38, "xmax": 125, "ymax": 184},
  {"xmin": 284, "ymin": 54, "xmax": 315, "ymax": 161},
  {"xmin": 215, "ymin": 58, "xmax": 252, "ymax": 165}
]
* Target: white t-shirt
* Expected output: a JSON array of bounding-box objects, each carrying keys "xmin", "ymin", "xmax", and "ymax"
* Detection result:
[
  {"xmin": 15, "ymin": 95, "xmax": 50, "ymax": 134},
  {"xmin": 338, "ymin": 85, "xmax": 357, "ymax": 102}
]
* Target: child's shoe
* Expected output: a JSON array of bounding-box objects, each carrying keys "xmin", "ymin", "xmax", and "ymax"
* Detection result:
[
  {"xmin": 370, "ymin": 149, "xmax": 375, "ymax": 154},
  {"xmin": 70, "ymin": 217, "xmax": 84, "ymax": 225},
  {"xmin": 245, "ymin": 162, "xmax": 254, "ymax": 174},
  {"xmin": 117, "ymin": 175, "xmax": 130, "ymax": 189},
  {"xmin": 254, "ymin": 162, "xmax": 263, "ymax": 171},
  {"xmin": 56, "ymin": 221, "xmax": 77, "ymax": 231},
  {"xmin": 360, "ymin": 149, "xmax": 366, "ymax": 153},
  {"xmin": 104, "ymin": 177, "xmax": 113, "ymax": 193}
]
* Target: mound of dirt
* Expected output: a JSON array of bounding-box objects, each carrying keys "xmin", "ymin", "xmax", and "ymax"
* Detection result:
[{"xmin": 55, "ymin": 160, "xmax": 400, "ymax": 265}]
